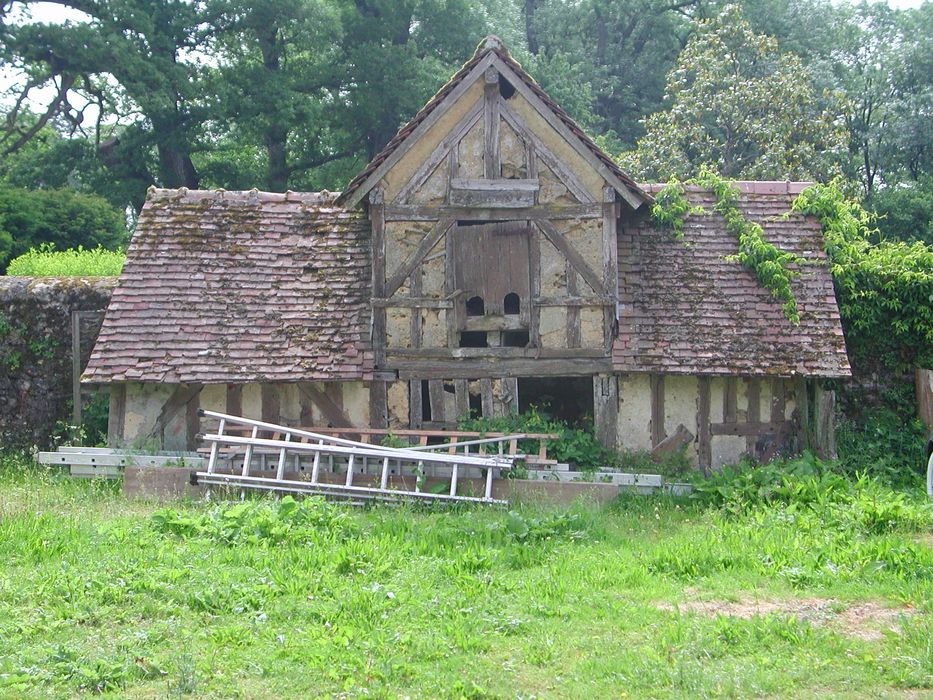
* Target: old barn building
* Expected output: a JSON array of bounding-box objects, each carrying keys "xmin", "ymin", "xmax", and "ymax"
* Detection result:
[{"xmin": 83, "ymin": 36, "xmax": 850, "ymax": 471}]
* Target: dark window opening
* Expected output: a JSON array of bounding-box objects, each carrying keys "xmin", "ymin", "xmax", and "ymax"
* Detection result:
[
  {"xmin": 468, "ymin": 391, "xmax": 483, "ymax": 418},
  {"xmin": 420, "ymin": 380, "xmax": 431, "ymax": 422},
  {"xmin": 465, "ymin": 296, "xmax": 485, "ymax": 317},
  {"xmin": 518, "ymin": 376, "xmax": 594, "ymax": 429},
  {"xmin": 443, "ymin": 382, "xmax": 456, "ymax": 394},
  {"xmin": 459, "ymin": 331, "xmax": 488, "ymax": 348},
  {"xmin": 502, "ymin": 330, "xmax": 529, "ymax": 348},
  {"xmin": 498, "ymin": 75, "xmax": 515, "ymax": 100},
  {"xmin": 503, "ymin": 292, "xmax": 520, "ymax": 315}
]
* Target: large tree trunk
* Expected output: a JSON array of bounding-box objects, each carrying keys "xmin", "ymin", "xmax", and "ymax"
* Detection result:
[
  {"xmin": 157, "ymin": 144, "xmax": 199, "ymax": 189},
  {"xmin": 524, "ymin": 0, "xmax": 539, "ymax": 55},
  {"xmin": 265, "ymin": 125, "xmax": 289, "ymax": 192}
]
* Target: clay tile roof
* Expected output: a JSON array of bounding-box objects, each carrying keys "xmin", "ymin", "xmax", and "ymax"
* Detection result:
[
  {"xmin": 613, "ymin": 182, "xmax": 851, "ymax": 378},
  {"xmin": 338, "ymin": 35, "xmax": 649, "ymax": 208},
  {"xmin": 83, "ymin": 188, "xmax": 374, "ymax": 384}
]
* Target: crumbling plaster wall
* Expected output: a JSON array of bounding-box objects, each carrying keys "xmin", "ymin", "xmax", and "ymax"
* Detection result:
[{"xmin": 616, "ymin": 373, "xmax": 799, "ymax": 468}]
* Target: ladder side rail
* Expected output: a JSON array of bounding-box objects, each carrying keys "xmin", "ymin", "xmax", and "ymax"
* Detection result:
[
  {"xmin": 310, "ymin": 440, "xmax": 323, "ymax": 483},
  {"xmin": 196, "ymin": 471, "xmax": 508, "ymax": 505},
  {"xmin": 201, "ymin": 433, "xmax": 515, "ymax": 470},
  {"xmin": 405, "ymin": 434, "xmax": 528, "ymax": 452},
  {"xmin": 275, "ymin": 433, "xmax": 292, "ymax": 481}
]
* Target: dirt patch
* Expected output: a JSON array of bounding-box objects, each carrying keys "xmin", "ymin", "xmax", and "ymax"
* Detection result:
[
  {"xmin": 916, "ymin": 533, "xmax": 933, "ymax": 549},
  {"xmin": 657, "ymin": 597, "xmax": 915, "ymax": 641}
]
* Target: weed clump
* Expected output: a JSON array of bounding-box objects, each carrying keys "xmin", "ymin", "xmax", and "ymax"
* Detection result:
[{"xmin": 150, "ymin": 495, "xmax": 353, "ymax": 546}]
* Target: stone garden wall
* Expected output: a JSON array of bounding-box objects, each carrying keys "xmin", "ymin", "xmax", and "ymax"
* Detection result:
[{"xmin": 0, "ymin": 277, "xmax": 114, "ymax": 448}]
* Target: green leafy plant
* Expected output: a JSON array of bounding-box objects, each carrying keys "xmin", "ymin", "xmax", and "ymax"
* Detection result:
[
  {"xmin": 5, "ymin": 243, "xmax": 125, "ymax": 276},
  {"xmin": 648, "ymin": 167, "xmax": 804, "ymax": 324},
  {"xmin": 793, "ymin": 181, "xmax": 933, "ymax": 369}
]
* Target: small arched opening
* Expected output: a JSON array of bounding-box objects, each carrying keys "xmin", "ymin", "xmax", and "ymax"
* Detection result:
[
  {"xmin": 503, "ymin": 292, "xmax": 520, "ymax": 315},
  {"xmin": 465, "ymin": 295, "xmax": 485, "ymax": 317}
]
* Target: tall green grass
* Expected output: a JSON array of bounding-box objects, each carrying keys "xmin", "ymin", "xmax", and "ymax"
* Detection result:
[
  {"xmin": 5, "ymin": 243, "xmax": 124, "ymax": 276},
  {"xmin": 0, "ymin": 453, "xmax": 930, "ymax": 697}
]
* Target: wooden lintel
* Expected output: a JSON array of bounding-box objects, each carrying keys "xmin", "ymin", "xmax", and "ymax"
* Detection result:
[
  {"xmin": 392, "ymin": 358, "xmax": 613, "ymax": 380},
  {"xmin": 387, "ymin": 346, "xmax": 607, "ymax": 359},
  {"xmin": 372, "ymin": 297, "xmax": 454, "ymax": 309},
  {"xmin": 384, "ymin": 203, "xmax": 602, "ymax": 221},
  {"xmin": 533, "ymin": 218, "xmax": 606, "ymax": 295}
]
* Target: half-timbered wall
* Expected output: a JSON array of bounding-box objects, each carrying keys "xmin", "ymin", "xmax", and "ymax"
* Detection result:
[{"xmin": 373, "ymin": 66, "xmax": 617, "ymax": 363}]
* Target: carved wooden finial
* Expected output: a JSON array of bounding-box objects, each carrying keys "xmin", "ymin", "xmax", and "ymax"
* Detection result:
[{"xmin": 481, "ymin": 35, "xmax": 504, "ymax": 53}]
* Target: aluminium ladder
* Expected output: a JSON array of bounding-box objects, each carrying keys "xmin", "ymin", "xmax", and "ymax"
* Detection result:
[{"xmin": 195, "ymin": 410, "xmax": 520, "ymax": 505}]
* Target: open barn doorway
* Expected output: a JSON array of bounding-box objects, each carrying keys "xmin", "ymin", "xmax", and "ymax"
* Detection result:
[{"xmin": 517, "ymin": 377, "xmax": 593, "ymax": 429}]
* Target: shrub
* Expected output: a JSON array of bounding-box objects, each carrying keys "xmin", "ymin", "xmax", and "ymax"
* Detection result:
[
  {"xmin": 0, "ymin": 185, "xmax": 126, "ymax": 270},
  {"xmin": 5, "ymin": 244, "xmax": 125, "ymax": 276}
]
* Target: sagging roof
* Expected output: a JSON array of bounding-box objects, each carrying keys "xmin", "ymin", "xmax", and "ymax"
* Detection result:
[
  {"xmin": 338, "ymin": 35, "xmax": 650, "ymax": 210},
  {"xmin": 83, "ymin": 188, "xmax": 374, "ymax": 384},
  {"xmin": 613, "ymin": 182, "xmax": 851, "ymax": 377}
]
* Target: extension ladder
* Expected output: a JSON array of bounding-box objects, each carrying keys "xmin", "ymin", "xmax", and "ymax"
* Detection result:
[{"xmin": 195, "ymin": 410, "xmax": 520, "ymax": 505}]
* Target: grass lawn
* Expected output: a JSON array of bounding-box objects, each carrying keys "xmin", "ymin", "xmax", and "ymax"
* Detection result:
[{"xmin": 0, "ymin": 459, "xmax": 931, "ymax": 698}]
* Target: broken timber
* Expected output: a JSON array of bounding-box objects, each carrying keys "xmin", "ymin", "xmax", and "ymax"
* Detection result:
[{"xmin": 195, "ymin": 410, "xmax": 518, "ymax": 505}]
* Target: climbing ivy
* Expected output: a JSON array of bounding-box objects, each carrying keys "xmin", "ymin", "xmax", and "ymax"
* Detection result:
[
  {"xmin": 650, "ymin": 167, "xmax": 803, "ymax": 324},
  {"xmin": 649, "ymin": 178, "xmax": 703, "ymax": 238},
  {"xmin": 792, "ymin": 181, "xmax": 933, "ymax": 369}
]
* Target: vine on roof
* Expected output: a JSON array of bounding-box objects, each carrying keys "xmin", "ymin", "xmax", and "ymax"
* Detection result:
[{"xmin": 650, "ymin": 167, "xmax": 803, "ymax": 325}]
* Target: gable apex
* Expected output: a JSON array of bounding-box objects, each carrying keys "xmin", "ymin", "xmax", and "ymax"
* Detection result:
[{"xmin": 337, "ymin": 36, "xmax": 651, "ymax": 210}]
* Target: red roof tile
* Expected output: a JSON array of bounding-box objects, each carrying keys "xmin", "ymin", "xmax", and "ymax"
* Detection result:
[
  {"xmin": 613, "ymin": 184, "xmax": 851, "ymax": 377},
  {"xmin": 83, "ymin": 188, "xmax": 374, "ymax": 384}
]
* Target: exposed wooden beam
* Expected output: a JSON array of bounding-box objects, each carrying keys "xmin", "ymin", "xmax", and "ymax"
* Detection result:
[
  {"xmin": 745, "ymin": 378, "xmax": 760, "ymax": 456},
  {"xmin": 651, "ymin": 423, "xmax": 694, "ymax": 460},
  {"xmin": 533, "ymin": 218, "xmax": 606, "ymax": 295},
  {"xmin": 343, "ymin": 52, "xmax": 497, "ymax": 209},
  {"xmin": 602, "ymin": 186, "xmax": 619, "ymax": 350},
  {"xmin": 484, "ymin": 66, "xmax": 500, "ymax": 179},
  {"xmin": 650, "ymin": 374, "xmax": 666, "ymax": 447},
  {"xmin": 697, "ymin": 377, "xmax": 711, "ymax": 475},
  {"xmin": 492, "ymin": 56, "xmax": 645, "ymax": 210},
  {"xmin": 723, "ymin": 377, "xmax": 737, "ymax": 423},
  {"xmin": 396, "ymin": 101, "xmax": 483, "ymax": 204},
  {"xmin": 370, "ymin": 188, "xmax": 387, "ymax": 366},
  {"xmin": 392, "ymin": 357, "xmax": 613, "ymax": 379},
  {"xmin": 499, "ymin": 100, "xmax": 596, "ymax": 204},
  {"xmin": 566, "ymin": 262, "xmax": 581, "ymax": 348},
  {"xmin": 298, "ymin": 383, "xmax": 352, "ymax": 428},
  {"xmin": 384, "ymin": 203, "xmax": 602, "ymax": 221},
  {"xmin": 384, "ymin": 218, "xmax": 455, "ymax": 298},
  {"xmin": 372, "ymin": 297, "xmax": 454, "ymax": 309},
  {"xmin": 107, "ymin": 383, "xmax": 126, "ymax": 445},
  {"xmin": 225, "ymin": 383, "xmax": 242, "ymax": 417},
  {"xmin": 593, "ymin": 374, "xmax": 618, "ymax": 450}
]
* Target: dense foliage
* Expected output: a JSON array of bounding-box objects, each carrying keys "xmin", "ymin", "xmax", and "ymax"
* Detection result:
[
  {"xmin": 792, "ymin": 182, "xmax": 933, "ymax": 369},
  {"xmin": 619, "ymin": 5, "xmax": 846, "ymax": 182},
  {"xmin": 5, "ymin": 244, "xmax": 125, "ymax": 276},
  {"xmin": 0, "ymin": 186, "xmax": 125, "ymax": 271}
]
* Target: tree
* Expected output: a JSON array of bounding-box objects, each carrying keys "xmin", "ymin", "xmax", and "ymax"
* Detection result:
[
  {"xmin": 0, "ymin": 0, "xmax": 210, "ymax": 204},
  {"xmin": 619, "ymin": 4, "xmax": 846, "ymax": 181},
  {"xmin": 0, "ymin": 186, "xmax": 125, "ymax": 270}
]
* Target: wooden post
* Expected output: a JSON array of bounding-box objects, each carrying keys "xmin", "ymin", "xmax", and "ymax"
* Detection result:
[
  {"xmin": 745, "ymin": 379, "xmax": 760, "ymax": 457},
  {"xmin": 226, "ymin": 383, "xmax": 243, "ymax": 417},
  {"xmin": 602, "ymin": 186, "xmax": 619, "ymax": 349},
  {"xmin": 71, "ymin": 311, "xmax": 82, "ymax": 429},
  {"xmin": 593, "ymin": 374, "xmax": 618, "ymax": 451},
  {"xmin": 813, "ymin": 382, "xmax": 836, "ymax": 459},
  {"xmin": 650, "ymin": 374, "xmax": 666, "ymax": 447},
  {"xmin": 370, "ymin": 189, "xmax": 387, "ymax": 365},
  {"xmin": 697, "ymin": 377, "xmax": 711, "ymax": 474},
  {"xmin": 795, "ymin": 377, "xmax": 811, "ymax": 452},
  {"xmin": 917, "ymin": 368, "xmax": 933, "ymax": 431},
  {"xmin": 107, "ymin": 383, "xmax": 126, "ymax": 447}
]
